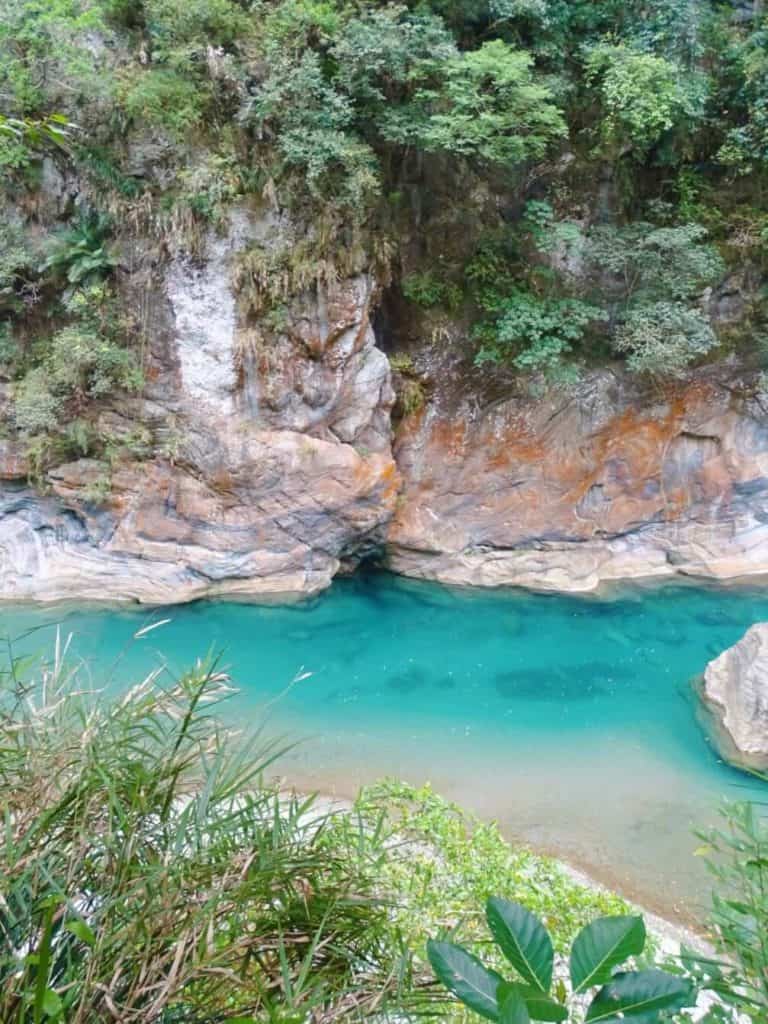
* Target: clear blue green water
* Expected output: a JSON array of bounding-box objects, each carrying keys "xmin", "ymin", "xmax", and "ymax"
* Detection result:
[{"xmin": 3, "ymin": 572, "xmax": 768, "ymax": 924}]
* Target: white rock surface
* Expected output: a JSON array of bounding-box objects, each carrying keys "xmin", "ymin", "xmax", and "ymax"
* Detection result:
[{"xmin": 702, "ymin": 623, "xmax": 768, "ymax": 771}]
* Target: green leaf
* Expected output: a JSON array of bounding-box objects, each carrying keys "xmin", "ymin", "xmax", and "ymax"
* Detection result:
[
  {"xmin": 65, "ymin": 919, "xmax": 96, "ymax": 946},
  {"xmin": 427, "ymin": 939, "xmax": 504, "ymax": 1021},
  {"xmin": 499, "ymin": 982, "xmax": 567, "ymax": 1022},
  {"xmin": 586, "ymin": 969, "xmax": 695, "ymax": 1022},
  {"xmin": 41, "ymin": 989, "xmax": 62, "ymax": 1018},
  {"xmin": 570, "ymin": 915, "xmax": 646, "ymax": 992},
  {"xmin": 500, "ymin": 986, "xmax": 531, "ymax": 1024},
  {"xmin": 486, "ymin": 898, "xmax": 553, "ymax": 993}
]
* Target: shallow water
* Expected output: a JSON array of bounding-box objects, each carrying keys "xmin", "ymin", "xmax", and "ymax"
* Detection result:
[{"xmin": 3, "ymin": 572, "xmax": 768, "ymax": 924}]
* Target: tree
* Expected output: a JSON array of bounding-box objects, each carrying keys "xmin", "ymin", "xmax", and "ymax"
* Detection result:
[
  {"xmin": 402, "ymin": 40, "xmax": 566, "ymax": 166},
  {"xmin": 584, "ymin": 42, "xmax": 705, "ymax": 158}
]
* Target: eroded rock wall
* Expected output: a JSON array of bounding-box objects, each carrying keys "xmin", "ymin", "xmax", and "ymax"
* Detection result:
[
  {"xmin": 0, "ymin": 207, "xmax": 399, "ymax": 603},
  {"xmin": 387, "ymin": 365, "xmax": 768, "ymax": 592},
  {"xmin": 4, "ymin": 198, "xmax": 768, "ymax": 604}
]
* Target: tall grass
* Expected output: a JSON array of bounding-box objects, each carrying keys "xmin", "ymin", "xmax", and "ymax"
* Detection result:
[{"xmin": 0, "ymin": 633, "xmax": 416, "ymax": 1023}]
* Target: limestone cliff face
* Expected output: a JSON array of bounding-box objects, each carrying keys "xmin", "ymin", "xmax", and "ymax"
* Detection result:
[
  {"xmin": 388, "ymin": 365, "xmax": 768, "ymax": 592},
  {"xmin": 0, "ymin": 208, "xmax": 399, "ymax": 603}
]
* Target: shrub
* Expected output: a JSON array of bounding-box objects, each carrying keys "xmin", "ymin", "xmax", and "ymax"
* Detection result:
[
  {"xmin": 243, "ymin": 50, "xmax": 380, "ymax": 209},
  {"xmin": 118, "ymin": 66, "xmax": 209, "ymax": 137},
  {"xmin": 475, "ymin": 290, "xmax": 605, "ymax": 384},
  {"xmin": 402, "ymin": 270, "xmax": 462, "ymax": 310},
  {"xmin": 0, "ymin": 221, "xmax": 36, "ymax": 311},
  {"xmin": 13, "ymin": 284, "xmax": 143, "ymax": 446},
  {"xmin": 715, "ymin": 23, "xmax": 768, "ymax": 175},
  {"xmin": 336, "ymin": 781, "xmax": 629, "ymax": 964},
  {"xmin": 331, "ymin": 5, "xmax": 455, "ymax": 108},
  {"xmin": 13, "ymin": 366, "xmax": 61, "ymax": 436},
  {"xmin": 0, "ymin": 0, "xmax": 111, "ymax": 116},
  {"xmin": 143, "ymin": 0, "xmax": 249, "ymax": 51},
  {"xmin": 428, "ymin": 898, "xmax": 696, "ymax": 1022},
  {"xmin": 0, "ymin": 648, "xmax": 417, "ymax": 1023},
  {"xmin": 686, "ymin": 801, "xmax": 768, "ymax": 1023},
  {"xmin": 41, "ymin": 211, "xmax": 116, "ymax": 287},
  {"xmin": 584, "ymin": 221, "xmax": 724, "ymax": 305},
  {"xmin": 613, "ymin": 301, "xmax": 718, "ymax": 377},
  {"xmin": 403, "ymin": 40, "xmax": 566, "ymax": 166},
  {"xmin": 0, "ymin": 113, "xmax": 75, "ymax": 171}
]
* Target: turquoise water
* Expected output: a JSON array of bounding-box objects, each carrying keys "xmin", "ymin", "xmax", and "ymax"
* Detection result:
[{"xmin": 2, "ymin": 572, "xmax": 768, "ymax": 924}]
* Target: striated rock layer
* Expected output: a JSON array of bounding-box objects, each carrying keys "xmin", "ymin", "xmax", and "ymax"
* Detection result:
[
  {"xmin": 3, "ymin": 198, "xmax": 768, "ymax": 604},
  {"xmin": 700, "ymin": 623, "xmax": 768, "ymax": 771},
  {"xmin": 387, "ymin": 366, "xmax": 768, "ymax": 592},
  {"xmin": 0, "ymin": 208, "xmax": 399, "ymax": 604}
]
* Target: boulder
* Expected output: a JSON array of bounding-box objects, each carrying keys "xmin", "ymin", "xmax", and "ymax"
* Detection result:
[{"xmin": 701, "ymin": 624, "xmax": 768, "ymax": 772}]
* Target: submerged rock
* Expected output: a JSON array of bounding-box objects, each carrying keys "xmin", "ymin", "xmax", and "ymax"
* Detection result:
[{"xmin": 700, "ymin": 624, "xmax": 768, "ymax": 772}]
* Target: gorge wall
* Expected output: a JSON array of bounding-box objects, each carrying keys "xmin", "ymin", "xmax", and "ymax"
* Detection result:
[{"xmin": 2, "ymin": 200, "xmax": 768, "ymax": 604}]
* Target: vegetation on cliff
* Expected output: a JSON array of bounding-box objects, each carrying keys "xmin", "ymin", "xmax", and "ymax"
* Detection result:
[{"xmin": 1, "ymin": 0, "xmax": 768, "ymax": 472}]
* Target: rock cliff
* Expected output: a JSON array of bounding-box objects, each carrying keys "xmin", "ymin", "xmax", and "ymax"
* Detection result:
[
  {"xmin": 388, "ymin": 363, "xmax": 768, "ymax": 592},
  {"xmin": 700, "ymin": 623, "xmax": 768, "ymax": 772},
  {"xmin": 3, "ymin": 204, "xmax": 768, "ymax": 604},
  {"xmin": 0, "ymin": 207, "xmax": 399, "ymax": 603}
]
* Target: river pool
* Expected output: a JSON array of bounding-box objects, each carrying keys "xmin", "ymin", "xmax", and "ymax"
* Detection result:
[{"xmin": 3, "ymin": 572, "xmax": 767, "ymax": 924}]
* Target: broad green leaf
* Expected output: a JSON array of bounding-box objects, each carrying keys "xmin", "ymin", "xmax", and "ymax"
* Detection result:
[
  {"xmin": 499, "ymin": 982, "xmax": 567, "ymax": 1021},
  {"xmin": 427, "ymin": 939, "xmax": 504, "ymax": 1021},
  {"xmin": 486, "ymin": 898, "xmax": 553, "ymax": 993},
  {"xmin": 586, "ymin": 969, "xmax": 695, "ymax": 1022},
  {"xmin": 500, "ymin": 986, "xmax": 531, "ymax": 1024},
  {"xmin": 41, "ymin": 989, "xmax": 62, "ymax": 1018},
  {"xmin": 65, "ymin": 919, "xmax": 96, "ymax": 946},
  {"xmin": 570, "ymin": 915, "xmax": 646, "ymax": 992}
]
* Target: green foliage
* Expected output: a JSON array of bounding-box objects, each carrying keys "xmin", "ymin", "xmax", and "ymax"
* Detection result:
[
  {"xmin": 118, "ymin": 66, "xmax": 210, "ymax": 137},
  {"xmin": 0, "ymin": 324, "xmax": 20, "ymax": 369},
  {"xmin": 715, "ymin": 22, "xmax": 768, "ymax": 175},
  {"xmin": 0, "ymin": 113, "xmax": 74, "ymax": 170},
  {"xmin": 0, "ymin": 0, "xmax": 111, "ymax": 117},
  {"xmin": 398, "ymin": 40, "xmax": 566, "ymax": 165},
  {"xmin": 246, "ymin": 50, "xmax": 379, "ymax": 210},
  {"xmin": 687, "ymin": 802, "xmax": 768, "ymax": 1023},
  {"xmin": 41, "ymin": 211, "xmax": 116, "ymax": 286},
  {"xmin": 403, "ymin": 271, "xmax": 462, "ymax": 310},
  {"xmin": 13, "ymin": 285, "xmax": 142, "ymax": 454},
  {"xmin": 245, "ymin": 6, "xmax": 564, "ymax": 212},
  {"xmin": 584, "ymin": 42, "xmax": 705, "ymax": 158},
  {"xmin": 613, "ymin": 302, "xmax": 718, "ymax": 377},
  {"xmin": 2, "ymin": 0, "xmax": 768, "ymax": 405},
  {"xmin": 428, "ymin": 898, "xmax": 695, "ymax": 1022},
  {"xmin": 330, "ymin": 5, "xmax": 455, "ymax": 107},
  {"xmin": 585, "ymin": 221, "xmax": 724, "ymax": 304},
  {"xmin": 0, "ymin": 649, "xmax": 416, "ymax": 1022},
  {"xmin": 143, "ymin": 0, "xmax": 248, "ymax": 51},
  {"xmin": 335, "ymin": 781, "xmax": 629, "ymax": 967},
  {"xmin": 0, "ymin": 222, "xmax": 36, "ymax": 312},
  {"xmin": 475, "ymin": 290, "xmax": 605, "ymax": 385}
]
